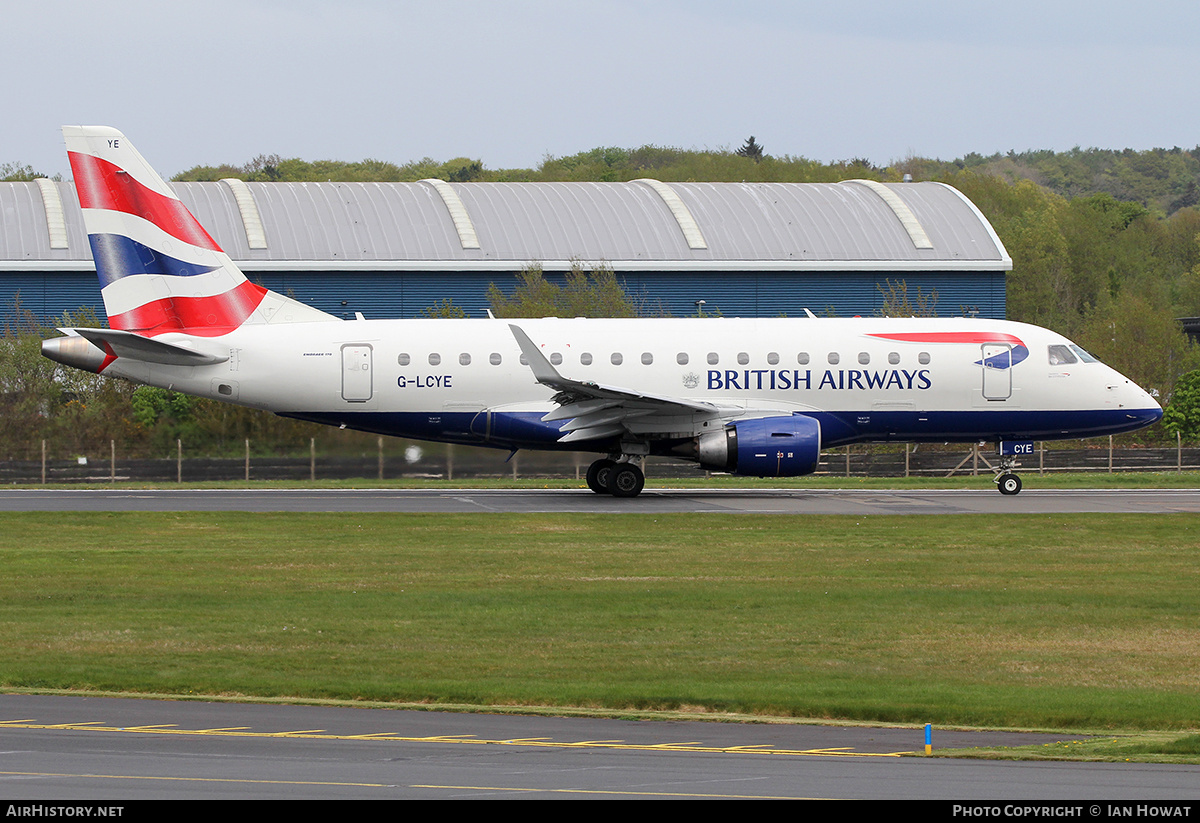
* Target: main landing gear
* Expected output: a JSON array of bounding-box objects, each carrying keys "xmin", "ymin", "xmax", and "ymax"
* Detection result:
[{"xmin": 586, "ymin": 457, "xmax": 645, "ymax": 498}]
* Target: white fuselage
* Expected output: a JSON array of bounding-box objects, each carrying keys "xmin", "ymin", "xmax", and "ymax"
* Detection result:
[{"xmin": 99, "ymin": 315, "xmax": 1162, "ymax": 452}]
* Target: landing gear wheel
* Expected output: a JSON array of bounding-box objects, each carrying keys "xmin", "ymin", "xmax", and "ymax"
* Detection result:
[
  {"xmin": 606, "ymin": 463, "xmax": 645, "ymax": 498},
  {"xmin": 997, "ymin": 473, "xmax": 1022, "ymax": 496},
  {"xmin": 586, "ymin": 459, "xmax": 617, "ymax": 494}
]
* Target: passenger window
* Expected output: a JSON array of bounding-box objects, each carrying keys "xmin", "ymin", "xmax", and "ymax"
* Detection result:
[
  {"xmin": 918, "ymin": 352, "xmax": 931, "ymax": 365},
  {"xmin": 490, "ymin": 353, "xmax": 502, "ymax": 365},
  {"xmin": 1048, "ymin": 345, "xmax": 1077, "ymax": 365},
  {"xmin": 641, "ymin": 352, "xmax": 653, "ymax": 365},
  {"xmin": 459, "ymin": 353, "xmax": 471, "ymax": 366},
  {"xmin": 428, "ymin": 353, "xmax": 441, "ymax": 366},
  {"xmin": 611, "ymin": 353, "xmax": 623, "ymax": 365},
  {"xmin": 581, "ymin": 352, "xmax": 593, "ymax": 365},
  {"xmin": 797, "ymin": 352, "xmax": 810, "ymax": 365},
  {"xmin": 767, "ymin": 352, "xmax": 780, "ymax": 365},
  {"xmin": 550, "ymin": 352, "xmax": 563, "ymax": 365},
  {"xmin": 398, "ymin": 353, "xmax": 410, "ymax": 366},
  {"xmin": 707, "ymin": 352, "xmax": 719, "ymax": 365},
  {"xmin": 827, "ymin": 352, "xmax": 840, "ymax": 365},
  {"xmin": 888, "ymin": 352, "xmax": 900, "ymax": 365},
  {"xmin": 858, "ymin": 352, "xmax": 870, "ymax": 365},
  {"xmin": 520, "ymin": 354, "xmax": 528, "ymax": 365},
  {"xmin": 677, "ymin": 352, "xmax": 689, "ymax": 365},
  {"xmin": 737, "ymin": 352, "xmax": 750, "ymax": 365}
]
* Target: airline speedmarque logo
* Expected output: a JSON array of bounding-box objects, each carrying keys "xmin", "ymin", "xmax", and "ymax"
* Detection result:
[{"xmin": 706, "ymin": 368, "xmax": 931, "ymax": 392}]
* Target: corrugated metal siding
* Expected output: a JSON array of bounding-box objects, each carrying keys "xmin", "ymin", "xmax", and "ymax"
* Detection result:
[
  {"xmin": 888, "ymin": 183, "xmax": 1006, "ymax": 262},
  {"xmin": 456, "ymin": 182, "xmax": 694, "ymax": 262},
  {"xmin": 1, "ymin": 180, "xmax": 1010, "ymax": 268},
  {"xmin": 240, "ymin": 182, "xmax": 472, "ymax": 262},
  {"xmin": 1, "ymin": 177, "xmax": 1009, "ymax": 322}
]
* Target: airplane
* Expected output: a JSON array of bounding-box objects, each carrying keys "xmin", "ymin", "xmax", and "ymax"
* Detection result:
[{"xmin": 42, "ymin": 126, "xmax": 1164, "ymax": 497}]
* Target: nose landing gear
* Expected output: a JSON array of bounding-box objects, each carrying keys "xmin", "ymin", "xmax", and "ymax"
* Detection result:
[
  {"xmin": 993, "ymin": 441, "xmax": 1034, "ymax": 495},
  {"xmin": 994, "ymin": 454, "xmax": 1023, "ymax": 496},
  {"xmin": 996, "ymin": 470, "xmax": 1022, "ymax": 495}
]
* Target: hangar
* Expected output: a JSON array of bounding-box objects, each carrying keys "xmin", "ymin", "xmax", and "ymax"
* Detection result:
[{"xmin": 0, "ymin": 177, "xmax": 1010, "ymax": 322}]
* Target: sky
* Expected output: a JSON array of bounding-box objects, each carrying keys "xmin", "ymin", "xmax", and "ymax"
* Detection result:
[{"xmin": 5, "ymin": 0, "xmax": 1200, "ymax": 180}]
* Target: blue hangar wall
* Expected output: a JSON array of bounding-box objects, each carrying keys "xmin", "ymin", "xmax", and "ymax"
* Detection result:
[{"xmin": 0, "ymin": 269, "xmax": 1005, "ymax": 323}]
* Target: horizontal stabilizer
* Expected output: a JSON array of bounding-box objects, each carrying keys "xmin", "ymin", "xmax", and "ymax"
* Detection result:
[{"xmin": 71, "ymin": 328, "xmax": 229, "ymax": 366}]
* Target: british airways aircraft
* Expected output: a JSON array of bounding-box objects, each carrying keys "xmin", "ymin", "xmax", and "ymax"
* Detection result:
[{"xmin": 42, "ymin": 126, "xmax": 1163, "ymax": 497}]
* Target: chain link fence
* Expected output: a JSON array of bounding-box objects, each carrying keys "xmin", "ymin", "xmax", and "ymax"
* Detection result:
[{"xmin": 2, "ymin": 437, "xmax": 1197, "ymax": 484}]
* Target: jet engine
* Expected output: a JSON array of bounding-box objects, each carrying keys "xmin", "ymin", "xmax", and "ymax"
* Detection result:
[{"xmin": 696, "ymin": 414, "xmax": 821, "ymax": 477}]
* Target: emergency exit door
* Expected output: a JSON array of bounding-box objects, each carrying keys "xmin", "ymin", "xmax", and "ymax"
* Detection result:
[{"xmin": 341, "ymin": 344, "xmax": 373, "ymax": 402}]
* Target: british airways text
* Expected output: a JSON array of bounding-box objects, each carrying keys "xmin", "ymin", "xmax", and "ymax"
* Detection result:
[{"xmin": 707, "ymin": 368, "xmax": 931, "ymax": 391}]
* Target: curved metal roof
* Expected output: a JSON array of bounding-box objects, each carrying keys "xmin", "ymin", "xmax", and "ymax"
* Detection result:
[{"xmin": 0, "ymin": 179, "xmax": 1010, "ymax": 272}]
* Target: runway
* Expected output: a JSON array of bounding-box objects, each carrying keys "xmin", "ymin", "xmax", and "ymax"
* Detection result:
[
  {"xmin": 1, "ymin": 487, "xmax": 1199, "ymax": 514},
  {"xmin": 3, "ymin": 694, "xmax": 1198, "ymax": 800}
]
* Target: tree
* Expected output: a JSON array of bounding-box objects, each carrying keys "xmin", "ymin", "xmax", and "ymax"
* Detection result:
[
  {"xmin": 130, "ymin": 386, "xmax": 201, "ymax": 453},
  {"xmin": 1, "ymin": 162, "xmax": 49, "ymax": 182},
  {"xmin": 1075, "ymin": 293, "xmax": 1200, "ymax": 401},
  {"xmin": 1162, "ymin": 369, "xmax": 1200, "ymax": 442},
  {"xmin": 420, "ymin": 298, "xmax": 467, "ymax": 319},
  {"xmin": 735, "ymin": 136, "xmax": 764, "ymax": 163},
  {"xmin": 486, "ymin": 261, "xmax": 642, "ymax": 318},
  {"xmin": 875, "ymin": 279, "xmax": 938, "ymax": 317}
]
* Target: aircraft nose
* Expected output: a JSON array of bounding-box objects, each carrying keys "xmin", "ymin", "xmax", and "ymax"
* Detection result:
[{"xmin": 1125, "ymin": 382, "xmax": 1163, "ymax": 425}]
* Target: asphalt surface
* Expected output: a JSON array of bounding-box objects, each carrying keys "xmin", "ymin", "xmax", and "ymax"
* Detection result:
[
  {"xmin": 3, "ymin": 694, "xmax": 1198, "ymax": 800},
  {"xmin": 1, "ymin": 487, "xmax": 1199, "ymax": 513}
]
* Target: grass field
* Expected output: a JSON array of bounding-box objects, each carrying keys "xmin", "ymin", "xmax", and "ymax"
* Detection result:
[{"xmin": 0, "ymin": 510, "xmax": 1196, "ymax": 741}]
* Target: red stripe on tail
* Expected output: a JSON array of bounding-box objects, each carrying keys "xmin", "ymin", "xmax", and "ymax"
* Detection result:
[
  {"xmin": 68, "ymin": 151, "xmax": 223, "ymax": 253},
  {"xmin": 108, "ymin": 280, "xmax": 268, "ymax": 337}
]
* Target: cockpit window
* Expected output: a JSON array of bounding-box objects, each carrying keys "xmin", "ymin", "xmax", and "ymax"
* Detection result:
[
  {"xmin": 1048, "ymin": 345, "xmax": 1077, "ymax": 365},
  {"xmin": 1069, "ymin": 345, "xmax": 1099, "ymax": 363}
]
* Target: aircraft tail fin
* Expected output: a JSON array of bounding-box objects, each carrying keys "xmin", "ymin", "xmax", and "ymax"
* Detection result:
[{"xmin": 62, "ymin": 125, "xmax": 335, "ymax": 337}]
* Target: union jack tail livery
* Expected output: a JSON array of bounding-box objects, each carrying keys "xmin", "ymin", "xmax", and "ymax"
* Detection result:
[{"xmin": 62, "ymin": 125, "xmax": 332, "ymax": 336}]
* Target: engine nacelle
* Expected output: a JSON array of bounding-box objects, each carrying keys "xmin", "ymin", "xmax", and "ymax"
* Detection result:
[{"xmin": 696, "ymin": 414, "xmax": 822, "ymax": 477}]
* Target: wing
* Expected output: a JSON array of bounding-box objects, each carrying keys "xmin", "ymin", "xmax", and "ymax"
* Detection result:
[{"xmin": 509, "ymin": 324, "xmax": 722, "ymax": 443}]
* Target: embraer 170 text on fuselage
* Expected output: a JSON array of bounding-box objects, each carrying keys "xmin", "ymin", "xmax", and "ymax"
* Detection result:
[{"xmin": 42, "ymin": 127, "xmax": 1163, "ymax": 496}]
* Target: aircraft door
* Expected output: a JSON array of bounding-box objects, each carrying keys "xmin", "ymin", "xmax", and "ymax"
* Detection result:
[
  {"xmin": 981, "ymin": 343, "xmax": 1012, "ymax": 400},
  {"xmin": 341, "ymin": 344, "xmax": 373, "ymax": 402}
]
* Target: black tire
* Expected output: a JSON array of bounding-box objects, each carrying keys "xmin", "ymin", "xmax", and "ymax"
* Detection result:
[
  {"xmin": 997, "ymin": 473, "xmax": 1022, "ymax": 495},
  {"xmin": 586, "ymin": 459, "xmax": 616, "ymax": 494},
  {"xmin": 606, "ymin": 463, "xmax": 645, "ymax": 498}
]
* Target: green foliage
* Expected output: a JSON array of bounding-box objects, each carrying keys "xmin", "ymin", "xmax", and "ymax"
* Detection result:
[
  {"xmin": 875, "ymin": 278, "xmax": 938, "ymax": 317},
  {"xmin": 487, "ymin": 261, "xmax": 642, "ymax": 318},
  {"xmin": 173, "ymin": 154, "xmax": 487, "ymax": 184},
  {"xmin": 1075, "ymin": 294, "xmax": 1200, "ymax": 400},
  {"xmin": 947, "ymin": 145, "xmax": 1200, "ymax": 216},
  {"xmin": 0, "ymin": 302, "xmax": 141, "ymax": 459},
  {"xmin": 1162, "ymin": 370, "xmax": 1200, "ymax": 441},
  {"xmin": 130, "ymin": 387, "xmax": 200, "ymax": 453},
  {"xmin": 420, "ymin": 298, "xmax": 468, "ymax": 319},
  {"xmin": 0, "ymin": 162, "xmax": 49, "ymax": 182}
]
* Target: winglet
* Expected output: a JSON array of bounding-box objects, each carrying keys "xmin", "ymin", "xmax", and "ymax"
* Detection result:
[{"xmin": 509, "ymin": 324, "xmax": 565, "ymax": 387}]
